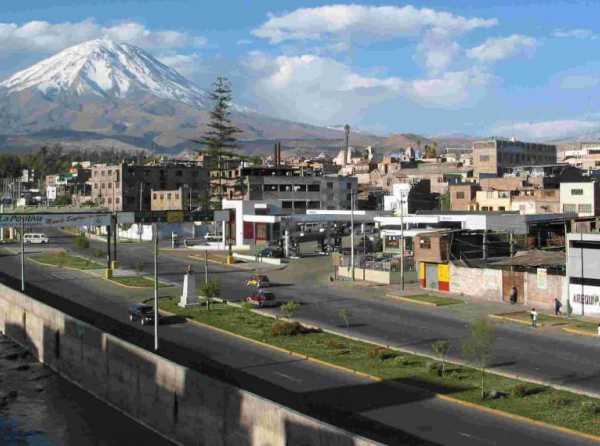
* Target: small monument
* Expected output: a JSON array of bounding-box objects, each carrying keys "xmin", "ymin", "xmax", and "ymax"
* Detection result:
[{"xmin": 178, "ymin": 265, "xmax": 199, "ymax": 308}]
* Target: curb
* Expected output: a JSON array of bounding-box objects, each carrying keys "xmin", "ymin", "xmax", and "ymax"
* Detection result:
[
  {"xmin": 385, "ymin": 294, "xmax": 442, "ymax": 307},
  {"xmin": 28, "ymin": 256, "xmax": 104, "ymax": 273},
  {"xmin": 158, "ymin": 303, "xmax": 600, "ymax": 444},
  {"xmin": 489, "ymin": 314, "xmax": 541, "ymax": 327},
  {"xmin": 108, "ymin": 277, "xmax": 174, "ymax": 289},
  {"xmin": 562, "ymin": 327, "xmax": 598, "ymax": 337}
]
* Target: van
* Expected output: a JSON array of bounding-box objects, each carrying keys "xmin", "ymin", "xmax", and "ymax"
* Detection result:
[{"xmin": 23, "ymin": 233, "xmax": 49, "ymax": 244}]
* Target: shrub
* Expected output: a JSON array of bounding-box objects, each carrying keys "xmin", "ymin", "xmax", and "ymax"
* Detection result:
[
  {"xmin": 280, "ymin": 300, "xmax": 300, "ymax": 319},
  {"xmin": 549, "ymin": 395, "xmax": 571, "ymax": 408},
  {"xmin": 271, "ymin": 321, "xmax": 302, "ymax": 336},
  {"xmin": 326, "ymin": 339, "xmax": 346, "ymax": 350},
  {"xmin": 368, "ymin": 347, "xmax": 397, "ymax": 361},
  {"xmin": 425, "ymin": 360, "xmax": 441, "ymax": 375},
  {"xmin": 581, "ymin": 401, "xmax": 600, "ymax": 416},
  {"xmin": 74, "ymin": 233, "xmax": 90, "ymax": 250},
  {"xmin": 511, "ymin": 384, "xmax": 529, "ymax": 398}
]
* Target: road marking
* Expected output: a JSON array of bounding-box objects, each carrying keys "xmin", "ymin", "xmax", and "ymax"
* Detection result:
[
  {"xmin": 273, "ymin": 371, "xmax": 302, "ymax": 383},
  {"xmin": 459, "ymin": 432, "xmax": 497, "ymax": 445}
]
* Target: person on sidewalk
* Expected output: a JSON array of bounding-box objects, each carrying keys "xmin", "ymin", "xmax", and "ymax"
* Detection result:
[
  {"xmin": 530, "ymin": 308, "xmax": 538, "ymax": 328},
  {"xmin": 554, "ymin": 298, "xmax": 562, "ymax": 316},
  {"xmin": 597, "ymin": 324, "xmax": 600, "ymax": 337},
  {"xmin": 510, "ymin": 286, "xmax": 518, "ymax": 305}
]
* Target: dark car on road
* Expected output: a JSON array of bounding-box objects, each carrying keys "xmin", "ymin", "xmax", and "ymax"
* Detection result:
[
  {"xmin": 257, "ymin": 247, "xmax": 283, "ymax": 258},
  {"xmin": 128, "ymin": 303, "xmax": 160, "ymax": 326},
  {"xmin": 246, "ymin": 289, "xmax": 278, "ymax": 308}
]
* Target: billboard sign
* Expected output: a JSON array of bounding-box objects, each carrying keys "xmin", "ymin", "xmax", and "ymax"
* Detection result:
[
  {"xmin": 0, "ymin": 213, "xmax": 111, "ymax": 228},
  {"xmin": 569, "ymin": 284, "xmax": 600, "ymax": 315}
]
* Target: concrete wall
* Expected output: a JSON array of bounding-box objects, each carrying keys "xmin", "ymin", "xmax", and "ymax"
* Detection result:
[
  {"xmin": 0, "ymin": 283, "xmax": 380, "ymax": 446},
  {"xmin": 449, "ymin": 264, "xmax": 502, "ymax": 302},
  {"xmin": 525, "ymin": 271, "xmax": 562, "ymax": 311},
  {"xmin": 337, "ymin": 267, "xmax": 416, "ymax": 284}
]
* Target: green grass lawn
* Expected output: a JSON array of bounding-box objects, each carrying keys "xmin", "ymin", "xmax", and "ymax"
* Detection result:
[
  {"xmin": 569, "ymin": 320, "xmax": 599, "ymax": 334},
  {"xmin": 31, "ymin": 253, "xmax": 103, "ymax": 270},
  {"xmin": 160, "ymin": 297, "xmax": 600, "ymax": 437},
  {"xmin": 110, "ymin": 276, "xmax": 172, "ymax": 288},
  {"xmin": 400, "ymin": 294, "xmax": 463, "ymax": 306}
]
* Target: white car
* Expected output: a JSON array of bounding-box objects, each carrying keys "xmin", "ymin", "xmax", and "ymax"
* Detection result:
[{"xmin": 23, "ymin": 233, "xmax": 49, "ymax": 244}]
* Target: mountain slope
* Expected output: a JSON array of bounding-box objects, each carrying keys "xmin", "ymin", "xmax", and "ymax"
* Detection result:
[{"xmin": 0, "ymin": 38, "xmax": 347, "ymax": 151}]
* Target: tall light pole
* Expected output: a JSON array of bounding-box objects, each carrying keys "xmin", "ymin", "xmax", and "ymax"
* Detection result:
[
  {"xmin": 153, "ymin": 222, "xmax": 159, "ymax": 351},
  {"xmin": 350, "ymin": 189, "xmax": 355, "ymax": 281},
  {"xmin": 20, "ymin": 217, "xmax": 25, "ymax": 292},
  {"xmin": 397, "ymin": 194, "xmax": 406, "ymax": 291}
]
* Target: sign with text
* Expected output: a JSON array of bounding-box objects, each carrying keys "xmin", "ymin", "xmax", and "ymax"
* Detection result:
[
  {"xmin": 569, "ymin": 283, "xmax": 600, "ymax": 315},
  {"xmin": 536, "ymin": 268, "xmax": 547, "ymax": 290},
  {"xmin": 0, "ymin": 213, "xmax": 111, "ymax": 228}
]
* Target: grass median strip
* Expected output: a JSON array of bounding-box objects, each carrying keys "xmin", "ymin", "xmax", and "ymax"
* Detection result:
[
  {"xmin": 391, "ymin": 293, "xmax": 463, "ymax": 306},
  {"xmin": 160, "ymin": 297, "xmax": 600, "ymax": 438},
  {"xmin": 110, "ymin": 276, "xmax": 172, "ymax": 288},
  {"xmin": 31, "ymin": 253, "xmax": 103, "ymax": 270}
]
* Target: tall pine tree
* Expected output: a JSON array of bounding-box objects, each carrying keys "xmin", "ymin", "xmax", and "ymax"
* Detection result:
[{"xmin": 197, "ymin": 77, "xmax": 241, "ymax": 208}]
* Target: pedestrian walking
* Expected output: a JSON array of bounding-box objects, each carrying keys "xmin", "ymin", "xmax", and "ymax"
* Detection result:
[
  {"xmin": 554, "ymin": 298, "xmax": 562, "ymax": 316},
  {"xmin": 509, "ymin": 286, "xmax": 518, "ymax": 304},
  {"xmin": 530, "ymin": 308, "xmax": 538, "ymax": 328}
]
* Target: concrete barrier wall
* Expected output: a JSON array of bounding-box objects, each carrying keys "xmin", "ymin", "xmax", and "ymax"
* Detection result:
[
  {"xmin": 0, "ymin": 283, "xmax": 379, "ymax": 446},
  {"xmin": 337, "ymin": 267, "xmax": 417, "ymax": 284},
  {"xmin": 449, "ymin": 264, "xmax": 502, "ymax": 302}
]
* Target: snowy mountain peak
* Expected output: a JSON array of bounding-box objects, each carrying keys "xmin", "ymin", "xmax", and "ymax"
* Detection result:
[{"xmin": 0, "ymin": 38, "xmax": 209, "ymax": 107}]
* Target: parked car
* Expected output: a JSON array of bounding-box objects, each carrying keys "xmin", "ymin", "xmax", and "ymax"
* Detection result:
[
  {"xmin": 128, "ymin": 303, "xmax": 160, "ymax": 326},
  {"xmin": 23, "ymin": 233, "xmax": 49, "ymax": 244},
  {"xmin": 246, "ymin": 289, "xmax": 277, "ymax": 308},
  {"xmin": 246, "ymin": 274, "xmax": 271, "ymax": 287},
  {"xmin": 257, "ymin": 247, "xmax": 283, "ymax": 258}
]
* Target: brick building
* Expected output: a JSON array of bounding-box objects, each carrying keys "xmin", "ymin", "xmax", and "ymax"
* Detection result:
[{"xmin": 472, "ymin": 138, "xmax": 556, "ymax": 177}]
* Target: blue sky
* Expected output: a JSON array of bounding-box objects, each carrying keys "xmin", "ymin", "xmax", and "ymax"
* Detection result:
[{"xmin": 2, "ymin": 0, "xmax": 600, "ymax": 139}]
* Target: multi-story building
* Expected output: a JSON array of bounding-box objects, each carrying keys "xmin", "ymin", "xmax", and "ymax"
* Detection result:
[
  {"xmin": 560, "ymin": 142, "xmax": 600, "ymax": 170},
  {"xmin": 510, "ymin": 189, "xmax": 560, "ymax": 214},
  {"xmin": 472, "ymin": 138, "xmax": 557, "ymax": 177},
  {"xmin": 151, "ymin": 188, "xmax": 188, "ymax": 211},
  {"xmin": 244, "ymin": 172, "xmax": 357, "ymax": 212},
  {"xmin": 475, "ymin": 190, "xmax": 512, "ymax": 212},
  {"xmin": 560, "ymin": 182, "xmax": 600, "ymax": 217},
  {"xmin": 449, "ymin": 183, "xmax": 480, "ymax": 211},
  {"xmin": 89, "ymin": 162, "xmax": 208, "ymax": 212}
]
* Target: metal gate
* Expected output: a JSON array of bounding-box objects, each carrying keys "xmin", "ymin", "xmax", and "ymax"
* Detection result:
[
  {"xmin": 425, "ymin": 263, "xmax": 439, "ymax": 290},
  {"xmin": 502, "ymin": 270, "xmax": 524, "ymax": 304}
]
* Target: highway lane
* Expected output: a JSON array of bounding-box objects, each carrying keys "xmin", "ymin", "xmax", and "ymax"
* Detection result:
[{"xmin": 0, "ymin": 236, "xmax": 595, "ymax": 445}]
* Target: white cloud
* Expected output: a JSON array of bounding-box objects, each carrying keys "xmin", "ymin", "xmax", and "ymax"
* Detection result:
[
  {"xmin": 252, "ymin": 5, "xmax": 497, "ymax": 44},
  {"xmin": 553, "ymin": 29, "xmax": 598, "ymax": 40},
  {"xmin": 492, "ymin": 119, "xmax": 600, "ymax": 140},
  {"xmin": 158, "ymin": 53, "xmax": 202, "ymax": 77},
  {"xmin": 0, "ymin": 19, "xmax": 206, "ymax": 58},
  {"xmin": 560, "ymin": 74, "xmax": 600, "ymax": 90},
  {"xmin": 467, "ymin": 34, "xmax": 536, "ymax": 63},
  {"xmin": 415, "ymin": 31, "xmax": 461, "ymax": 75},
  {"xmin": 243, "ymin": 52, "xmax": 493, "ymax": 124}
]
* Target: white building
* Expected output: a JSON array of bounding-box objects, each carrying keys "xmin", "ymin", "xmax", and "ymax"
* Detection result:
[
  {"xmin": 383, "ymin": 183, "xmax": 410, "ymax": 216},
  {"xmin": 559, "ymin": 182, "xmax": 600, "ymax": 217},
  {"xmin": 566, "ymin": 232, "xmax": 600, "ymax": 315}
]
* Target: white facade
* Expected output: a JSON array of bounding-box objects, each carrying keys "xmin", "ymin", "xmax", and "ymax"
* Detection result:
[
  {"xmin": 383, "ymin": 183, "xmax": 410, "ymax": 216},
  {"xmin": 47, "ymin": 185, "xmax": 57, "ymax": 201},
  {"xmin": 560, "ymin": 182, "xmax": 598, "ymax": 217},
  {"xmin": 566, "ymin": 232, "xmax": 600, "ymax": 315}
]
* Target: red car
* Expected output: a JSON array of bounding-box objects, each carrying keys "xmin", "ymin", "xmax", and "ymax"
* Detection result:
[{"xmin": 246, "ymin": 289, "xmax": 277, "ymax": 308}]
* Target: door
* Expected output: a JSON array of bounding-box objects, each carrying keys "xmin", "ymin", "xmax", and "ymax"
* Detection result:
[
  {"xmin": 425, "ymin": 263, "xmax": 439, "ymax": 290},
  {"xmin": 502, "ymin": 270, "xmax": 525, "ymax": 304}
]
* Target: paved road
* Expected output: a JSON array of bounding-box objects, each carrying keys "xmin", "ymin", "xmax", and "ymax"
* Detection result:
[{"xmin": 0, "ymin": 231, "xmax": 595, "ymax": 445}]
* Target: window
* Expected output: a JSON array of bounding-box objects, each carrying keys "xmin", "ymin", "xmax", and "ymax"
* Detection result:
[
  {"xmin": 571, "ymin": 188, "xmax": 584, "ymax": 196},
  {"xmin": 294, "ymin": 201, "xmax": 306, "ymax": 209},
  {"xmin": 101, "ymin": 183, "xmax": 106, "ymax": 189},
  {"xmin": 307, "ymin": 201, "xmax": 320, "ymax": 209},
  {"xmin": 419, "ymin": 237, "xmax": 431, "ymax": 249},
  {"xmin": 264, "ymin": 184, "xmax": 278, "ymax": 192},
  {"xmin": 107, "ymin": 198, "xmax": 112, "ymax": 204},
  {"xmin": 346, "ymin": 183, "xmax": 352, "ymax": 190},
  {"xmin": 108, "ymin": 183, "xmax": 112, "ymax": 189},
  {"xmin": 563, "ymin": 204, "xmax": 577, "ymax": 213},
  {"xmin": 578, "ymin": 204, "xmax": 592, "ymax": 213},
  {"xmin": 115, "ymin": 182, "xmax": 120, "ymax": 189},
  {"xmin": 308, "ymin": 184, "xmax": 320, "ymax": 192},
  {"xmin": 101, "ymin": 171, "xmax": 105, "ymax": 176},
  {"xmin": 160, "ymin": 194, "xmax": 164, "ymax": 200},
  {"xmin": 346, "ymin": 193, "xmax": 352, "ymax": 202},
  {"xmin": 167, "ymin": 193, "xmax": 172, "ymax": 200},
  {"xmin": 498, "ymin": 206, "xmax": 506, "ymax": 211},
  {"xmin": 294, "ymin": 184, "xmax": 307, "ymax": 192},
  {"xmin": 456, "ymin": 192, "xmax": 465, "ymax": 199},
  {"xmin": 479, "ymin": 155, "xmax": 490, "ymax": 162},
  {"xmin": 115, "ymin": 198, "xmax": 120, "ymax": 204},
  {"xmin": 327, "ymin": 182, "xmax": 333, "ymax": 189},
  {"xmin": 93, "ymin": 183, "xmax": 98, "ymax": 189},
  {"xmin": 153, "ymin": 193, "xmax": 157, "ymax": 200},
  {"xmin": 175, "ymin": 194, "xmax": 179, "ymax": 200},
  {"xmin": 279, "ymin": 184, "xmax": 293, "ymax": 192},
  {"xmin": 176, "ymin": 170, "xmax": 183, "ymax": 177},
  {"xmin": 282, "ymin": 201, "xmax": 293, "ymax": 209}
]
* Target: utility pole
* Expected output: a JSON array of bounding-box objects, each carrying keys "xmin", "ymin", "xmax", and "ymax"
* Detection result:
[
  {"xmin": 399, "ymin": 195, "xmax": 405, "ymax": 291},
  {"xmin": 153, "ymin": 222, "xmax": 159, "ymax": 351},
  {"xmin": 106, "ymin": 224, "xmax": 112, "ymax": 278},
  {"xmin": 482, "ymin": 230, "xmax": 488, "ymax": 260},
  {"xmin": 580, "ymin": 224, "xmax": 585, "ymax": 316},
  {"xmin": 112, "ymin": 213, "xmax": 117, "ymax": 263},
  {"xmin": 362, "ymin": 224, "xmax": 366, "ymax": 281},
  {"xmin": 20, "ymin": 217, "xmax": 25, "ymax": 292},
  {"xmin": 204, "ymin": 250, "xmax": 208, "ymax": 284},
  {"xmin": 350, "ymin": 190, "xmax": 355, "ymax": 281}
]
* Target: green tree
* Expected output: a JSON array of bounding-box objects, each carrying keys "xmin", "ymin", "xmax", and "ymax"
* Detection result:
[
  {"xmin": 338, "ymin": 308, "xmax": 352, "ymax": 329},
  {"xmin": 432, "ymin": 340, "xmax": 450, "ymax": 377},
  {"xmin": 74, "ymin": 232, "xmax": 90, "ymax": 250},
  {"xmin": 195, "ymin": 77, "xmax": 241, "ymax": 207},
  {"xmin": 462, "ymin": 319, "xmax": 496, "ymax": 399},
  {"xmin": 439, "ymin": 192, "xmax": 451, "ymax": 211},
  {"xmin": 199, "ymin": 279, "xmax": 220, "ymax": 310},
  {"xmin": 280, "ymin": 300, "xmax": 300, "ymax": 319}
]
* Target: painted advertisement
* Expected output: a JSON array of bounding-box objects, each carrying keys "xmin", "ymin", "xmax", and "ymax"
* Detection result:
[
  {"xmin": 568, "ymin": 284, "xmax": 600, "ymax": 315},
  {"xmin": 536, "ymin": 268, "xmax": 547, "ymax": 290},
  {"xmin": 0, "ymin": 213, "xmax": 111, "ymax": 228}
]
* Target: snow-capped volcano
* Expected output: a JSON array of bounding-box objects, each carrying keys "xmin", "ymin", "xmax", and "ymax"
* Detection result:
[{"xmin": 0, "ymin": 38, "xmax": 209, "ymax": 107}]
